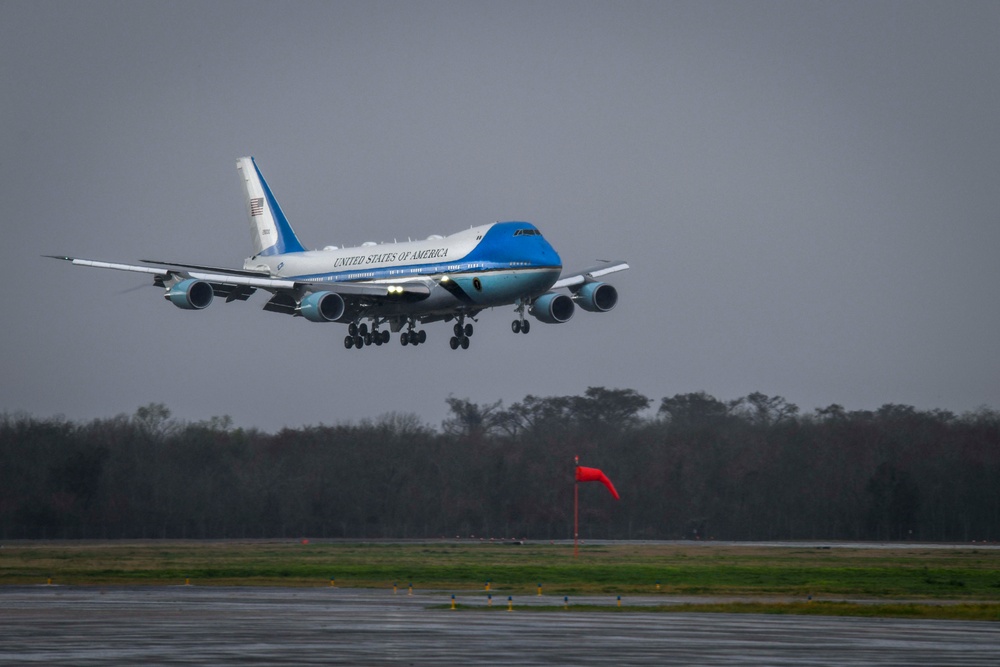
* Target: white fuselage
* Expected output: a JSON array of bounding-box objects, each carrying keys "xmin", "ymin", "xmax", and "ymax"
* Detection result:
[{"xmin": 245, "ymin": 221, "xmax": 563, "ymax": 318}]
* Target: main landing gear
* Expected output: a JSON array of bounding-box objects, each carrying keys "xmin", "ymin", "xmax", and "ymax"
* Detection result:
[
  {"xmin": 342, "ymin": 316, "xmax": 479, "ymax": 351},
  {"xmin": 345, "ymin": 318, "xmax": 428, "ymax": 350},
  {"xmin": 343, "ymin": 321, "xmax": 390, "ymax": 349},
  {"xmin": 449, "ymin": 315, "xmax": 474, "ymax": 350},
  {"xmin": 399, "ymin": 319, "xmax": 427, "ymax": 347}
]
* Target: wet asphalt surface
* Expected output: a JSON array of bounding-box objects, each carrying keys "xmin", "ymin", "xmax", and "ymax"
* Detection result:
[{"xmin": 1, "ymin": 586, "xmax": 998, "ymax": 665}]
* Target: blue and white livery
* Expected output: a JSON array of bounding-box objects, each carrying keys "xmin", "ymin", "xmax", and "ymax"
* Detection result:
[{"xmin": 50, "ymin": 157, "xmax": 628, "ymax": 350}]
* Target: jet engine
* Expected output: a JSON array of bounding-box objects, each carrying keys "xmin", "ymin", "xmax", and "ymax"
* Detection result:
[
  {"xmin": 165, "ymin": 279, "xmax": 214, "ymax": 310},
  {"xmin": 300, "ymin": 291, "xmax": 347, "ymax": 323},
  {"xmin": 530, "ymin": 292, "xmax": 575, "ymax": 324},
  {"xmin": 572, "ymin": 281, "xmax": 618, "ymax": 312}
]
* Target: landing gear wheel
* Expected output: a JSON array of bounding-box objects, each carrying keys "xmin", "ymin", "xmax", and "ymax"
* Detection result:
[
  {"xmin": 344, "ymin": 335, "xmax": 355, "ymax": 349},
  {"xmin": 417, "ymin": 330, "xmax": 426, "ymax": 344},
  {"xmin": 512, "ymin": 320, "xmax": 521, "ymax": 334},
  {"xmin": 449, "ymin": 336, "xmax": 460, "ymax": 350},
  {"xmin": 400, "ymin": 333, "xmax": 409, "ymax": 346},
  {"xmin": 349, "ymin": 323, "xmax": 358, "ymax": 336},
  {"xmin": 454, "ymin": 322, "xmax": 463, "ymax": 337},
  {"xmin": 460, "ymin": 336, "xmax": 470, "ymax": 350},
  {"xmin": 382, "ymin": 330, "xmax": 390, "ymax": 344},
  {"xmin": 521, "ymin": 320, "xmax": 530, "ymax": 334},
  {"xmin": 359, "ymin": 323, "xmax": 369, "ymax": 336},
  {"xmin": 464, "ymin": 323, "xmax": 474, "ymax": 337},
  {"xmin": 374, "ymin": 333, "xmax": 383, "ymax": 346}
]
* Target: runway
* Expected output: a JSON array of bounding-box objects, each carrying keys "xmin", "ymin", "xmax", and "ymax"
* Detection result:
[{"xmin": 1, "ymin": 586, "xmax": 997, "ymax": 665}]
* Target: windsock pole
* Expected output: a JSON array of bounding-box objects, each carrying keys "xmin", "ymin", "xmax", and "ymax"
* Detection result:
[{"xmin": 574, "ymin": 455, "xmax": 580, "ymax": 559}]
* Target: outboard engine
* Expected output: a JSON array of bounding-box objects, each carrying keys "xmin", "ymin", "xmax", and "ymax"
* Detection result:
[
  {"xmin": 572, "ymin": 281, "xmax": 618, "ymax": 312},
  {"xmin": 300, "ymin": 291, "xmax": 347, "ymax": 323},
  {"xmin": 165, "ymin": 279, "xmax": 214, "ymax": 310},
  {"xmin": 530, "ymin": 292, "xmax": 575, "ymax": 324}
]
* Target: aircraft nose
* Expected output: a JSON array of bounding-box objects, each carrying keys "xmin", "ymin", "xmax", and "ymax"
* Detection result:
[{"xmin": 543, "ymin": 241, "xmax": 562, "ymax": 269}]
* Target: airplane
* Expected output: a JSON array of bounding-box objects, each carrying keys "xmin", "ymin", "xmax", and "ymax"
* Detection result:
[{"xmin": 49, "ymin": 157, "xmax": 628, "ymax": 350}]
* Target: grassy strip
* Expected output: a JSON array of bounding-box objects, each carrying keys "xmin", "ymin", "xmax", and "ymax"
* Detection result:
[
  {"xmin": 2, "ymin": 541, "xmax": 999, "ymax": 600},
  {"xmin": 446, "ymin": 601, "xmax": 1000, "ymax": 622}
]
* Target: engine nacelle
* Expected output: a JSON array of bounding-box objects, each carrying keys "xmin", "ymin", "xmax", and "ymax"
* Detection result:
[
  {"xmin": 530, "ymin": 292, "xmax": 575, "ymax": 324},
  {"xmin": 300, "ymin": 291, "xmax": 347, "ymax": 323},
  {"xmin": 165, "ymin": 279, "xmax": 214, "ymax": 310},
  {"xmin": 572, "ymin": 281, "xmax": 618, "ymax": 313}
]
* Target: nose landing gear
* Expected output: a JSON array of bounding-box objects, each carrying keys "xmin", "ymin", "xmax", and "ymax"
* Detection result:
[{"xmin": 511, "ymin": 301, "xmax": 530, "ymax": 334}]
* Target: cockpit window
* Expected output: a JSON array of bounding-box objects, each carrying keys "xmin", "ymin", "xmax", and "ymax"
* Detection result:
[{"xmin": 514, "ymin": 228, "xmax": 541, "ymax": 237}]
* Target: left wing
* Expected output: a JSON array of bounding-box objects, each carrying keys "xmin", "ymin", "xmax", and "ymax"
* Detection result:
[
  {"xmin": 530, "ymin": 259, "xmax": 629, "ymax": 319},
  {"xmin": 551, "ymin": 260, "xmax": 629, "ymax": 290}
]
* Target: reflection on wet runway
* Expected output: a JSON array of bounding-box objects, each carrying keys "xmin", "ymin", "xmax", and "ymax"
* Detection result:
[{"xmin": 1, "ymin": 586, "xmax": 997, "ymax": 665}]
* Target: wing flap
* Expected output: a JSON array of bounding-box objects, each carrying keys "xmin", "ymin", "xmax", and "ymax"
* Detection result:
[{"xmin": 263, "ymin": 291, "xmax": 297, "ymax": 314}]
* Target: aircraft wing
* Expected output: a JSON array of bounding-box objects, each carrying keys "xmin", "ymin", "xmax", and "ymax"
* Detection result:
[
  {"xmin": 46, "ymin": 256, "xmax": 431, "ymax": 301},
  {"xmin": 551, "ymin": 260, "xmax": 630, "ymax": 290},
  {"xmin": 47, "ymin": 256, "xmax": 297, "ymax": 290}
]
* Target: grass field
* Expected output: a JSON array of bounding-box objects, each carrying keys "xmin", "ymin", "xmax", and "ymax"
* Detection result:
[{"xmin": 2, "ymin": 540, "xmax": 998, "ymax": 620}]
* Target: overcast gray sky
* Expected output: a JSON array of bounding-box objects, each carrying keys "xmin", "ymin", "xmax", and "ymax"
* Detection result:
[{"xmin": 2, "ymin": 1, "xmax": 998, "ymax": 431}]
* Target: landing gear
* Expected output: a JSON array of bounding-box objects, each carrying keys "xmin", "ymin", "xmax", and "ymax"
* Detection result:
[
  {"xmin": 344, "ymin": 322, "xmax": 363, "ymax": 349},
  {"xmin": 399, "ymin": 319, "xmax": 427, "ymax": 347},
  {"xmin": 346, "ymin": 319, "xmax": 390, "ymax": 350},
  {"xmin": 512, "ymin": 301, "xmax": 530, "ymax": 334},
  {"xmin": 511, "ymin": 319, "xmax": 530, "ymax": 334},
  {"xmin": 449, "ymin": 314, "xmax": 474, "ymax": 350}
]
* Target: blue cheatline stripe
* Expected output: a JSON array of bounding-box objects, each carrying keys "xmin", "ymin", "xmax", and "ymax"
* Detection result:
[
  {"xmin": 253, "ymin": 157, "xmax": 306, "ymax": 255},
  {"xmin": 287, "ymin": 262, "xmax": 560, "ymax": 284}
]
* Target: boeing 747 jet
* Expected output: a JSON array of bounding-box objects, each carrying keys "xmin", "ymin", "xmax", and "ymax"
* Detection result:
[{"xmin": 50, "ymin": 157, "xmax": 628, "ymax": 350}]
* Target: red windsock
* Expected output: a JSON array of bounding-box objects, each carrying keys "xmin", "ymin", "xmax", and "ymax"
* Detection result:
[{"xmin": 575, "ymin": 466, "xmax": 620, "ymax": 500}]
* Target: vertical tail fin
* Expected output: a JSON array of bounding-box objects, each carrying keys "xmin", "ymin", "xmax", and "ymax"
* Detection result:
[{"xmin": 236, "ymin": 156, "xmax": 306, "ymax": 256}]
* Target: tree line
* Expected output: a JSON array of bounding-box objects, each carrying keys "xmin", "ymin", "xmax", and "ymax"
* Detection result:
[{"xmin": 1, "ymin": 389, "xmax": 998, "ymax": 541}]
